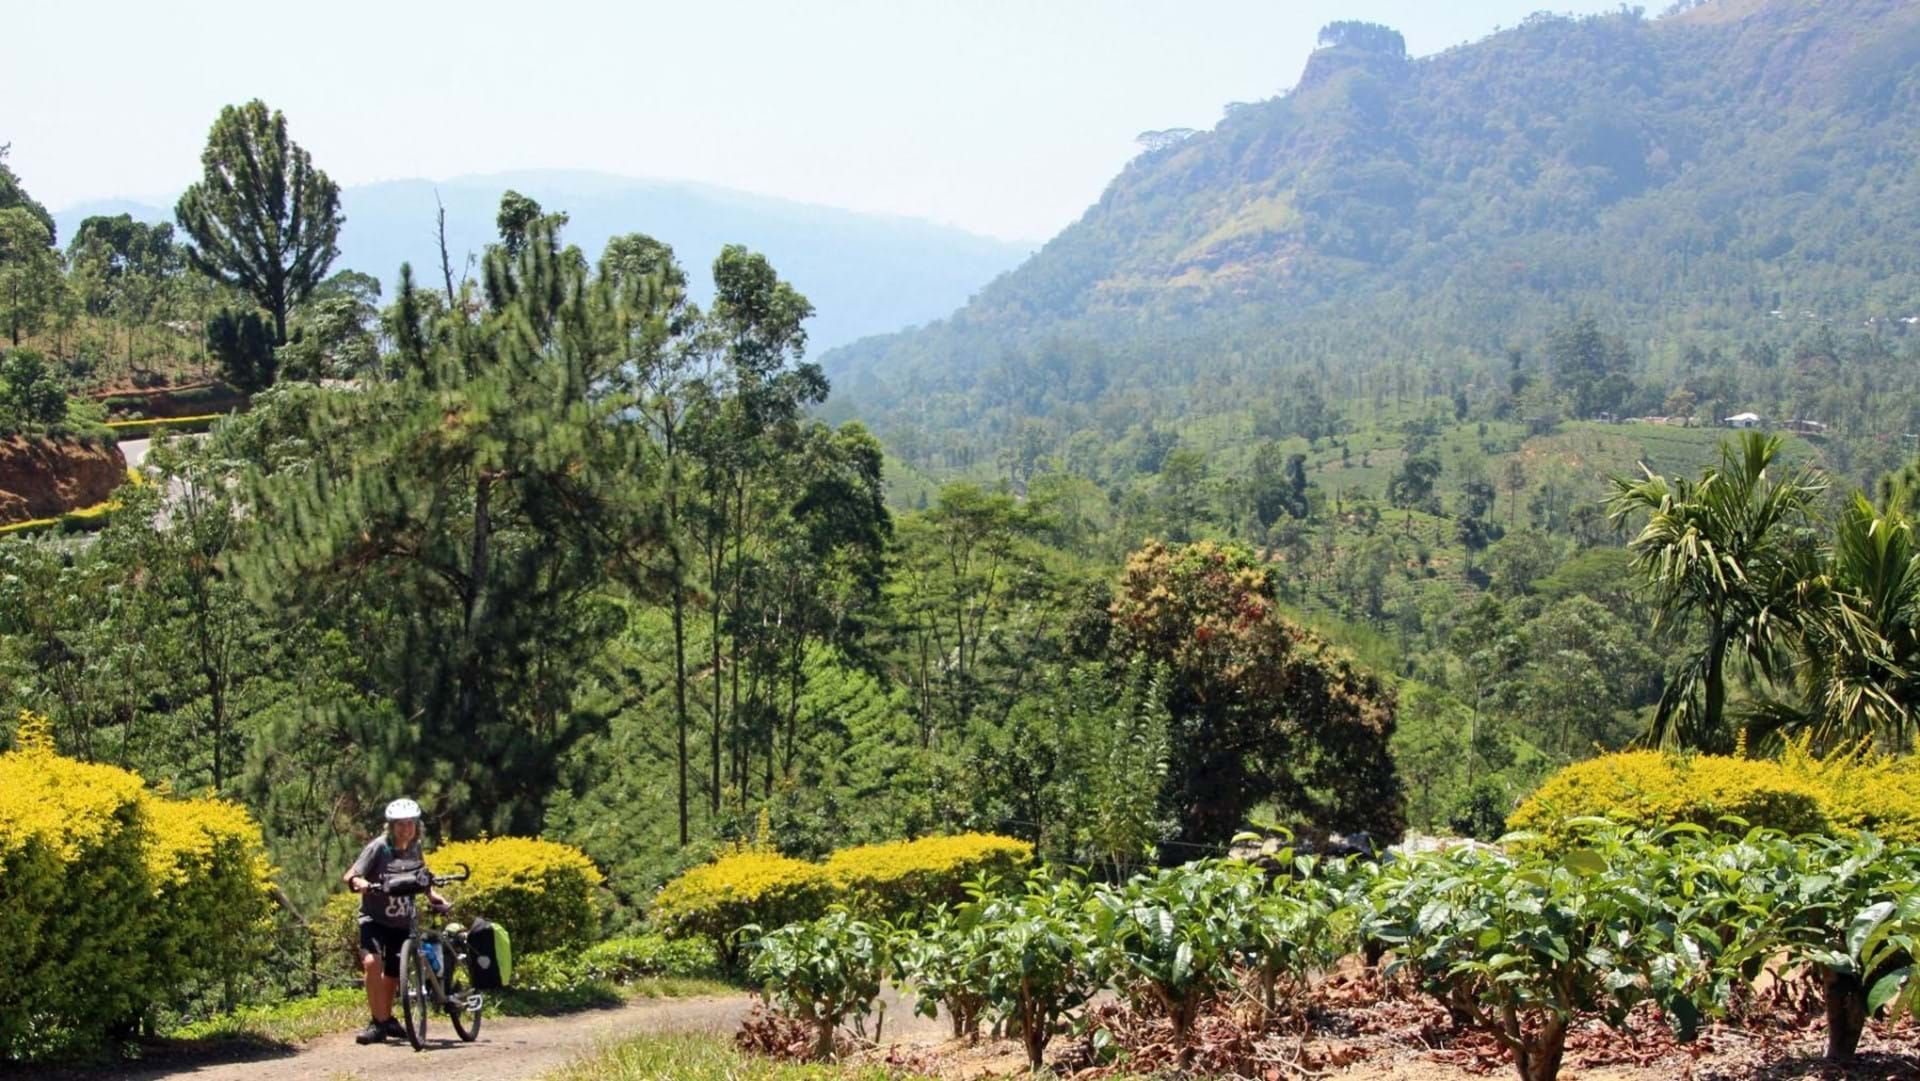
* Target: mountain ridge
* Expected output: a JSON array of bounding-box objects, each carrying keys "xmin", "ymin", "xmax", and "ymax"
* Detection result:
[
  {"xmin": 822, "ymin": 0, "xmax": 1920, "ymax": 434},
  {"xmin": 53, "ymin": 170, "xmax": 1032, "ymax": 353}
]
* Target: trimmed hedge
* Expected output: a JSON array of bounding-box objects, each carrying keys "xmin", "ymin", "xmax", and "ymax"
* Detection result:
[
  {"xmin": 1508, "ymin": 743, "xmax": 1920, "ymax": 843},
  {"xmin": 0, "ymin": 500, "xmax": 117, "ymax": 538},
  {"xmin": 102, "ymin": 413, "xmax": 225, "ymax": 439},
  {"xmin": 824, "ymin": 833, "xmax": 1033, "ymax": 920},
  {"xmin": 430, "ymin": 836, "xmax": 604, "ymax": 955},
  {"xmin": 1509, "ymin": 751, "xmax": 1829, "ymax": 840},
  {"xmin": 0, "ymin": 714, "xmax": 274, "ymax": 1059},
  {"xmin": 651, "ymin": 851, "xmax": 837, "ymax": 965},
  {"xmin": 651, "ymin": 834, "xmax": 1032, "ymax": 961}
]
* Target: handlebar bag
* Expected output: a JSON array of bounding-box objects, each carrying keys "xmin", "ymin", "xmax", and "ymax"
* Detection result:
[
  {"xmin": 381, "ymin": 869, "xmax": 430, "ymax": 897},
  {"xmin": 466, "ymin": 918, "xmax": 513, "ymax": 990}
]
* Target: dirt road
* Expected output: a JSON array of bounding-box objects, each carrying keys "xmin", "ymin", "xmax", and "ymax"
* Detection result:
[
  {"xmin": 99, "ymin": 995, "xmax": 756, "ymax": 1081},
  {"xmin": 89, "ymin": 988, "xmax": 956, "ymax": 1081}
]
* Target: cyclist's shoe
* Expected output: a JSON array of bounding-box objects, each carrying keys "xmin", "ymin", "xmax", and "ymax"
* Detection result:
[
  {"xmin": 382, "ymin": 1017, "xmax": 408, "ymax": 1039},
  {"xmin": 355, "ymin": 1020, "xmax": 389, "ymax": 1044}
]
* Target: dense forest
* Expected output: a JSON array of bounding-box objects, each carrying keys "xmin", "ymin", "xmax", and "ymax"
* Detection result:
[{"xmin": 4, "ymin": 0, "xmax": 1920, "ymax": 1074}]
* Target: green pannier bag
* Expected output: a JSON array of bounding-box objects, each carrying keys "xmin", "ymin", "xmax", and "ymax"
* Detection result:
[{"xmin": 466, "ymin": 918, "xmax": 512, "ymax": 989}]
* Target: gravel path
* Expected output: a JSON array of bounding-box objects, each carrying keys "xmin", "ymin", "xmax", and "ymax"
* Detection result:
[
  {"xmin": 98, "ymin": 995, "xmax": 757, "ymax": 1081},
  {"xmin": 88, "ymin": 988, "xmax": 950, "ymax": 1081}
]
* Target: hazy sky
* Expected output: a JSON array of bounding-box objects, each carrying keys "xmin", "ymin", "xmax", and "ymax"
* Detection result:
[{"xmin": 9, "ymin": 1, "xmax": 1626, "ymax": 242}]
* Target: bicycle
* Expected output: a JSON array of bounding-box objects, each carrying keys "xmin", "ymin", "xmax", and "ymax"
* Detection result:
[{"xmin": 371, "ymin": 863, "xmax": 484, "ymax": 1050}]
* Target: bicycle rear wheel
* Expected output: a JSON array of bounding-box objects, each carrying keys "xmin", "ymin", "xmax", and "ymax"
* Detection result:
[
  {"xmin": 446, "ymin": 954, "xmax": 483, "ymax": 1041},
  {"xmin": 399, "ymin": 942, "xmax": 429, "ymax": 1050}
]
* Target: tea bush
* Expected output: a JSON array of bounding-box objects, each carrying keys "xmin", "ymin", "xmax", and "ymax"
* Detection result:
[
  {"xmin": 734, "ymin": 827, "xmax": 1920, "ymax": 1081},
  {"xmin": 431, "ymin": 836, "xmax": 604, "ymax": 954},
  {"xmin": 746, "ymin": 909, "xmax": 890, "ymax": 1060}
]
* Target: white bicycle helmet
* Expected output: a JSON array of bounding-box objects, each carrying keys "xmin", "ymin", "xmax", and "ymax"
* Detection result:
[{"xmin": 384, "ymin": 797, "xmax": 422, "ymax": 822}]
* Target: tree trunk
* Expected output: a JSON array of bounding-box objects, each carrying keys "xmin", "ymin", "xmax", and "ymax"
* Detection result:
[
  {"xmin": 457, "ymin": 472, "xmax": 493, "ymax": 733},
  {"xmin": 269, "ymin": 272, "xmax": 288, "ymax": 346},
  {"xmin": 672, "ymin": 589, "xmax": 689, "ymax": 846},
  {"xmin": 782, "ymin": 636, "xmax": 804, "ymax": 774},
  {"xmin": 1020, "ymin": 996, "xmax": 1048, "ymax": 1070},
  {"xmin": 1512, "ymin": 1016, "xmax": 1567, "ymax": 1081},
  {"xmin": 207, "ymin": 664, "xmax": 226, "ymax": 792},
  {"xmin": 1821, "ymin": 964, "xmax": 1866, "ymax": 1062},
  {"xmin": 709, "ymin": 528, "xmax": 724, "ymax": 816},
  {"xmin": 729, "ymin": 480, "xmax": 746, "ymax": 802},
  {"xmin": 1170, "ymin": 999, "xmax": 1197, "ymax": 1070},
  {"xmin": 436, "ymin": 196, "xmax": 459, "ymax": 306},
  {"xmin": 1704, "ymin": 633, "xmax": 1727, "ymax": 746}
]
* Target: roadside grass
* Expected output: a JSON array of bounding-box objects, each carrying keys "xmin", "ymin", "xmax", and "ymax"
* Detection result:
[
  {"xmin": 167, "ymin": 988, "xmax": 367, "ymax": 1046},
  {"xmin": 543, "ymin": 1032, "xmax": 1163, "ymax": 1081},
  {"xmin": 541, "ymin": 1033, "xmax": 936, "ymax": 1081}
]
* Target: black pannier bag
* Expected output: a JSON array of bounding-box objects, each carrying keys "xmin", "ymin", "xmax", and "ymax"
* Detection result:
[{"xmin": 465, "ymin": 918, "xmax": 513, "ymax": 989}]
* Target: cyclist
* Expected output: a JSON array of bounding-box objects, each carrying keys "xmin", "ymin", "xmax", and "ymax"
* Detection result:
[{"xmin": 342, "ymin": 797, "xmax": 452, "ymax": 1044}]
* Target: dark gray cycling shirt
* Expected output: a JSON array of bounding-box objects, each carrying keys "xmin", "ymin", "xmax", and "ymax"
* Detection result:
[{"xmin": 348, "ymin": 835, "xmax": 427, "ymax": 928}]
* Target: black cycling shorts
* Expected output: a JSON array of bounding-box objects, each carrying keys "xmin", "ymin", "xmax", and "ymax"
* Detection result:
[{"xmin": 359, "ymin": 921, "xmax": 409, "ymax": 979}]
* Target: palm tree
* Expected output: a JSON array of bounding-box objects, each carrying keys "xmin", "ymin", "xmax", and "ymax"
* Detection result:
[
  {"xmin": 1605, "ymin": 432, "xmax": 1824, "ymax": 750},
  {"xmin": 1773, "ymin": 491, "xmax": 1920, "ymax": 752}
]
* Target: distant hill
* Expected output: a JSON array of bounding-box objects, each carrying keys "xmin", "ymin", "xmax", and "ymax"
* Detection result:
[
  {"xmin": 54, "ymin": 171, "xmax": 1031, "ymax": 353},
  {"xmin": 822, "ymin": 0, "xmax": 1920, "ymax": 446}
]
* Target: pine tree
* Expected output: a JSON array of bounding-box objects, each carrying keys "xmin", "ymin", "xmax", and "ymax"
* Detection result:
[
  {"xmin": 175, "ymin": 100, "xmax": 341, "ymax": 345},
  {"xmin": 237, "ymin": 216, "xmax": 670, "ymax": 835}
]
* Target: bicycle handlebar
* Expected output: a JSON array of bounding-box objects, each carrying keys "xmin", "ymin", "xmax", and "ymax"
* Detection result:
[{"xmin": 359, "ymin": 862, "xmax": 472, "ymax": 895}]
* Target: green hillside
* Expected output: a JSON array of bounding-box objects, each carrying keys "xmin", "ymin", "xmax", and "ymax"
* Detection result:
[{"xmin": 823, "ymin": 0, "xmax": 1920, "ymax": 481}]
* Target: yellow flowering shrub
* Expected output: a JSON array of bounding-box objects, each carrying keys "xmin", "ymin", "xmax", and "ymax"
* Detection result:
[
  {"xmin": 315, "ymin": 890, "xmax": 363, "ymax": 976},
  {"xmin": 430, "ymin": 836, "xmax": 604, "ymax": 954},
  {"xmin": 650, "ymin": 851, "xmax": 837, "ymax": 965},
  {"xmin": 824, "ymin": 833, "xmax": 1033, "ymax": 921},
  {"xmin": 0, "ymin": 713, "xmax": 275, "ymax": 1059},
  {"xmin": 144, "ymin": 797, "xmax": 276, "ymax": 996},
  {"xmin": 1777, "ymin": 736, "xmax": 1920, "ymax": 844},
  {"xmin": 1509, "ymin": 750, "xmax": 1831, "ymax": 842},
  {"xmin": 0, "ymin": 716, "xmax": 150, "ymax": 1057}
]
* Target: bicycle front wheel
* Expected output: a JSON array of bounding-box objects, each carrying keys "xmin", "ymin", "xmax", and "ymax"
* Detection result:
[
  {"xmin": 446, "ymin": 954, "xmax": 483, "ymax": 1042},
  {"xmin": 398, "ymin": 942, "xmax": 429, "ymax": 1050}
]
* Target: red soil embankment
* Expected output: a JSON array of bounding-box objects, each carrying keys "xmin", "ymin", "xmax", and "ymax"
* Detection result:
[{"xmin": 0, "ymin": 436, "xmax": 128, "ymax": 524}]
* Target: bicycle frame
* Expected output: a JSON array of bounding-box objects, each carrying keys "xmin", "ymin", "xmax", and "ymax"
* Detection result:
[
  {"xmin": 373, "ymin": 862, "xmax": 483, "ymax": 1048},
  {"xmin": 403, "ymin": 912, "xmax": 474, "ymax": 1010}
]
